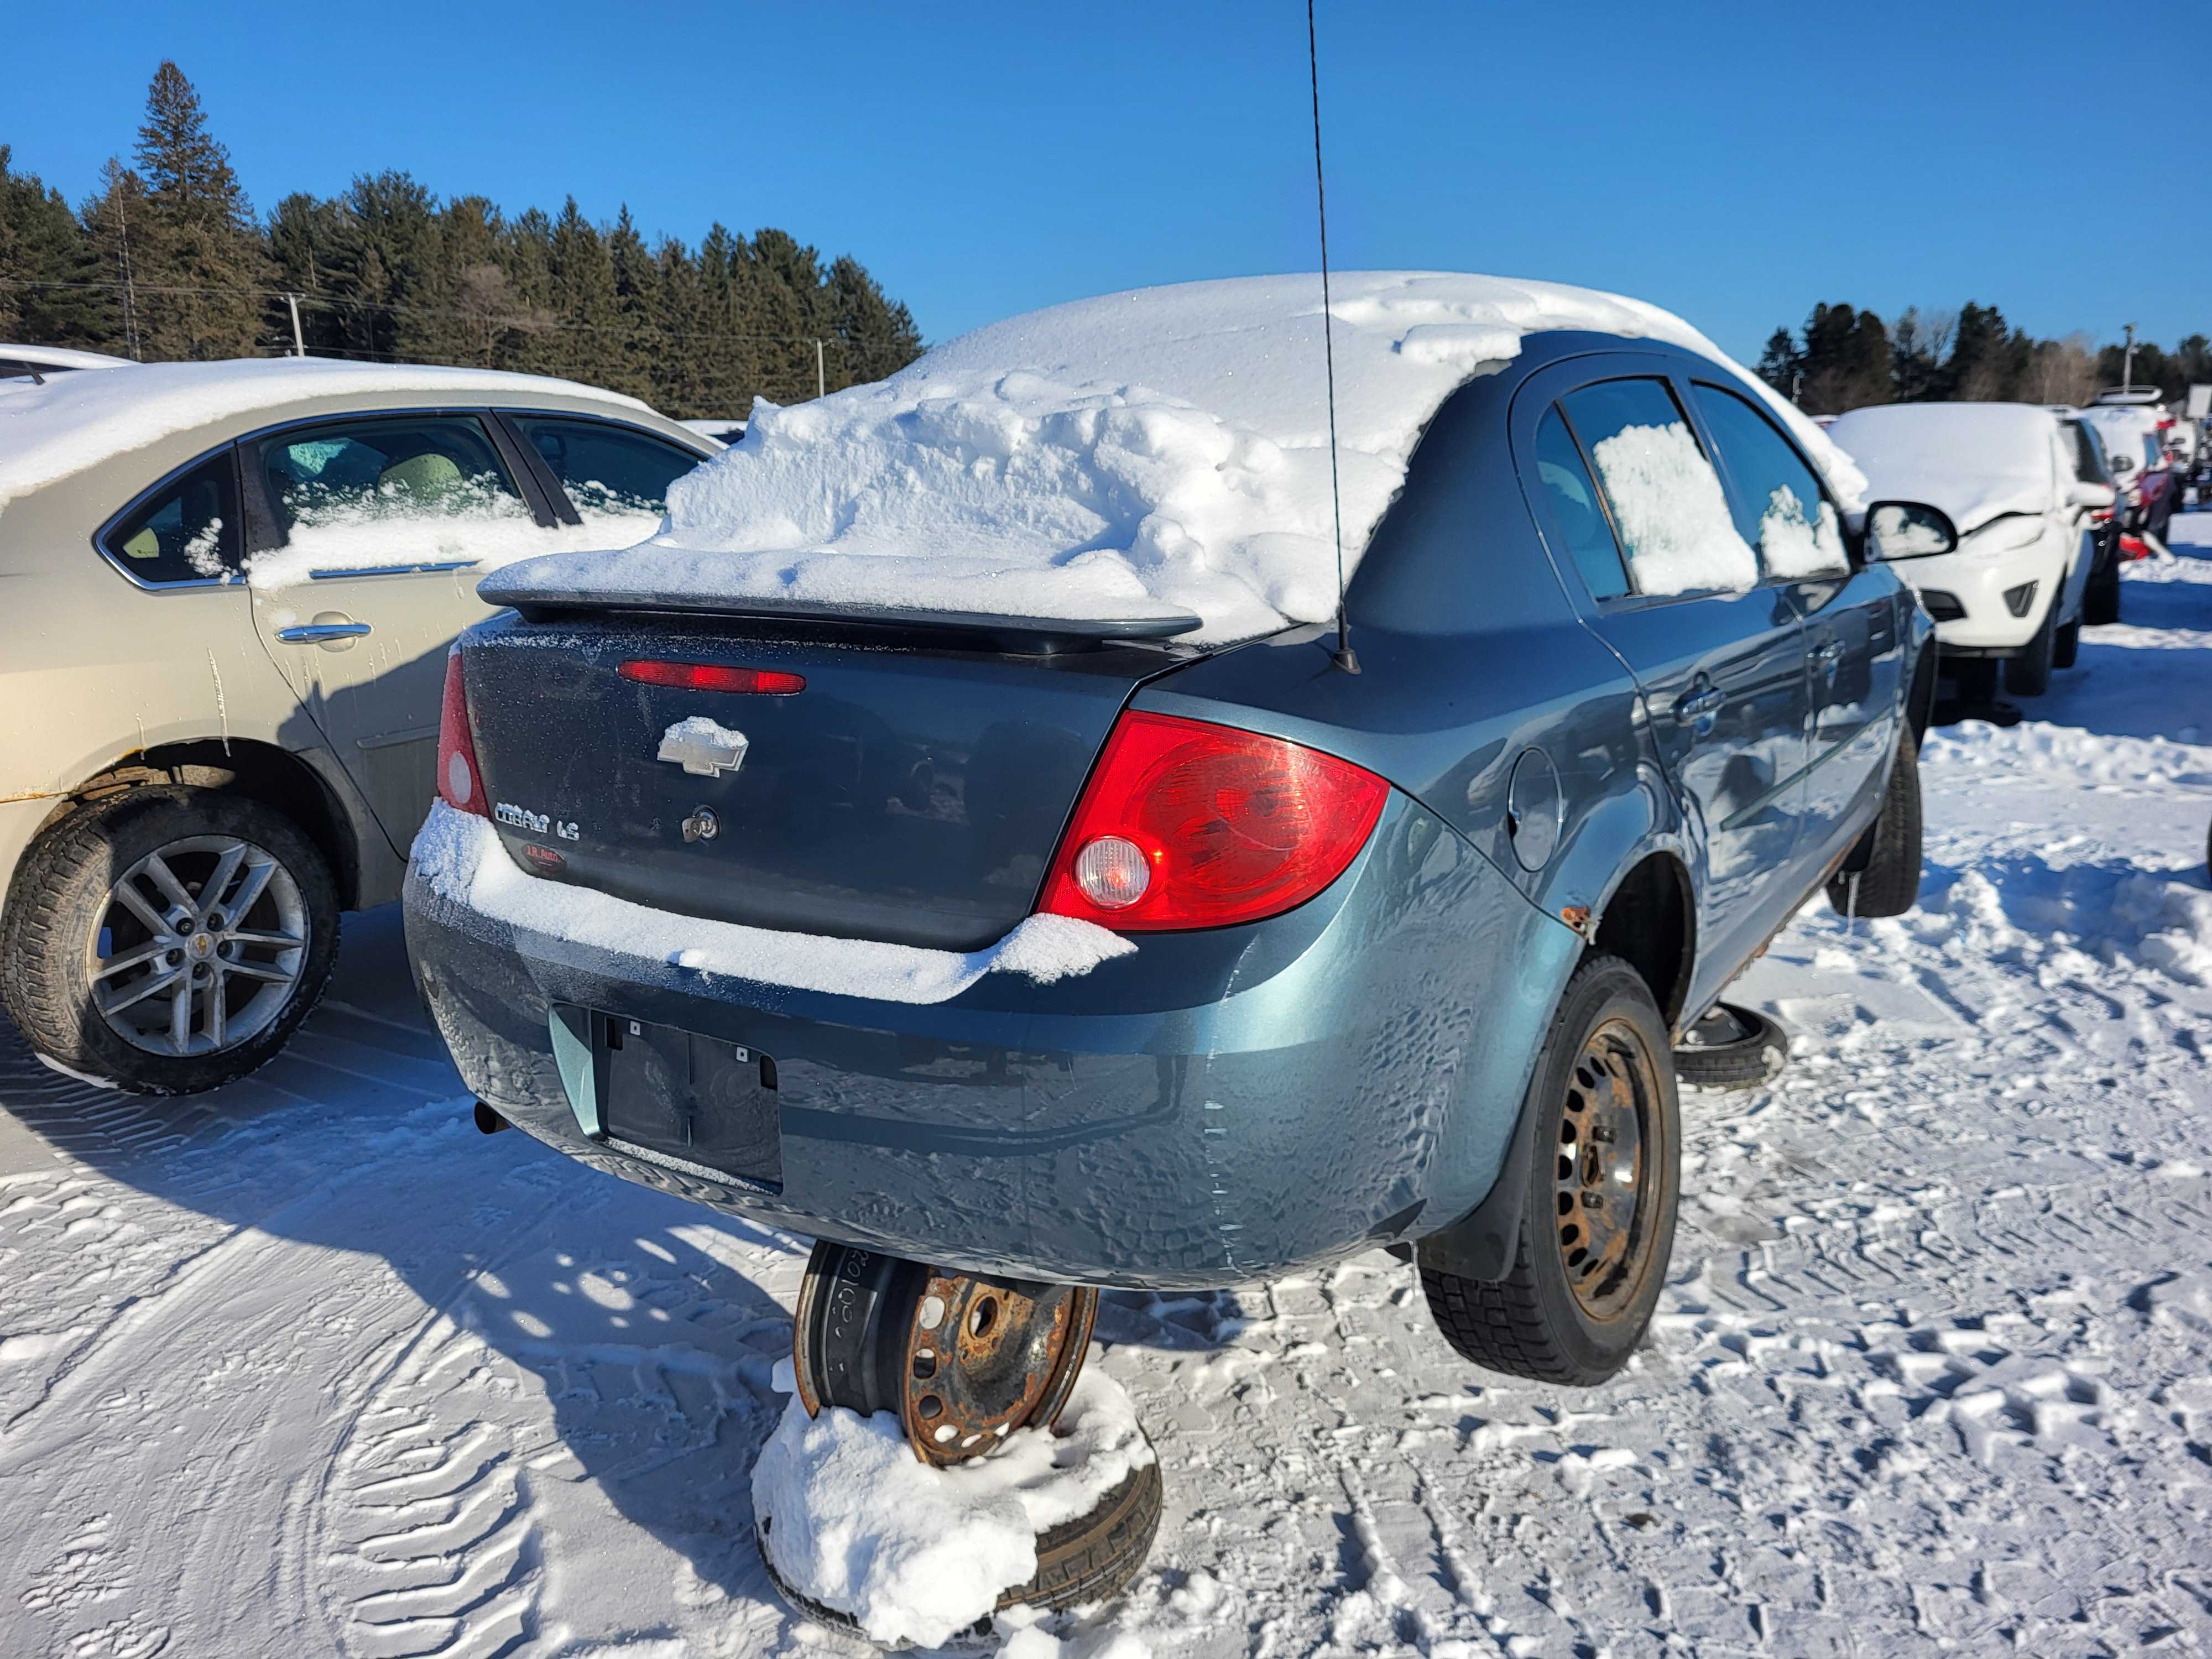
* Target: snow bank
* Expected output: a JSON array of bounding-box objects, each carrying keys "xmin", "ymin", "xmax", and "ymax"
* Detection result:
[
  {"xmin": 0, "ymin": 357, "xmax": 655, "ymax": 515},
  {"xmin": 412, "ymin": 800, "xmax": 1133, "ymax": 1001},
  {"xmin": 753, "ymin": 1364, "xmax": 1154, "ymax": 1648},
  {"xmin": 490, "ymin": 273, "xmax": 1864, "ymax": 643},
  {"xmin": 1825, "ymin": 402, "xmax": 2058, "ymax": 536}
]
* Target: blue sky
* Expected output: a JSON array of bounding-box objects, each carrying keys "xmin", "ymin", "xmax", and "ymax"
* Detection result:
[{"xmin": 13, "ymin": 2, "xmax": 2203, "ymax": 364}]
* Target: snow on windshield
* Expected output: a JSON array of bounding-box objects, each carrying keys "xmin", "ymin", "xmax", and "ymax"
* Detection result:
[
  {"xmin": 1588, "ymin": 421, "xmax": 1760, "ymax": 595},
  {"xmin": 495, "ymin": 273, "xmax": 1864, "ymax": 643}
]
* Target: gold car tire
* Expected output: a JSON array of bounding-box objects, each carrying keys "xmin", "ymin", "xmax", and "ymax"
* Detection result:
[{"xmin": 1, "ymin": 787, "xmax": 340, "ymax": 1095}]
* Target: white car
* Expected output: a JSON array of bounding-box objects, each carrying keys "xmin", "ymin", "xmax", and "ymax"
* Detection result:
[
  {"xmin": 0, "ymin": 343, "xmax": 137, "ymax": 382},
  {"xmin": 1827, "ymin": 402, "xmax": 2114, "ymax": 698}
]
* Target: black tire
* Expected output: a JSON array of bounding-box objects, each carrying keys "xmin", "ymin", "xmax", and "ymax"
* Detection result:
[
  {"xmin": 2006, "ymin": 600, "xmax": 2056, "ymax": 697},
  {"xmin": 1421, "ymin": 953, "xmax": 1678, "ymax": 1387},
  {"xmin": 2084, "ymin": 555, "xmax": 2121, "ymax": 625},
  {"xmin": 0, "ymin": 787, "xmax": 338, "ymax": 1094},
  {"xmin": 2052, "ymin": 618, "xmax": 2080, "ymax": 670},
  {"xmin": 1826, "ymin": 723, "xmax": 1922, "ymax": 920},
  {"xmin": 1949, "ymin": 655, "xmax": 2000, "ymax": 706},
  {"xmin": 1671, "ymin": 1003, "xmax": 1787, "ymax": 1091},
  {"xmin": 758, "ymin": 1453, "xmax": 1162, "ymax": 1635}
]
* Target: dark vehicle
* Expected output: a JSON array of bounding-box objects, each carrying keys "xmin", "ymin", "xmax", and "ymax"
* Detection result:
[{"xmin": 405, "ymin": 324, "xmax": 1942, "ymax": 1513}]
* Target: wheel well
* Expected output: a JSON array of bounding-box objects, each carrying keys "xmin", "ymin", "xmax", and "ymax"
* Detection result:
[
  {"xmin": 1907, "ymin": 641, "xmax": 1939, "ymax": 748},
  {"xmin": 39, "ymin": 740, "xmax": 361, "ymax": 907},
  {"xmin": 1592, "ymin": 853, "xmax": 1693, "ymax": 1029}
]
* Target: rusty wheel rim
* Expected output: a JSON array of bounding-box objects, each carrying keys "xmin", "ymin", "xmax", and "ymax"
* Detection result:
[
  {"xmin": 1553, "ymin": 1017, "xmax": 1663, "ymax": 1322},
  {"xmin": 792, "ymin": 1241, "xmax": 1096, "ymax": 1466}
]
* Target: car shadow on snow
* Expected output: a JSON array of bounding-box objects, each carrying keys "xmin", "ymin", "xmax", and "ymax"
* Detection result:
[{"xmin": 0, "ymin": 902, "xmax": 1248, "ymax": 1650}]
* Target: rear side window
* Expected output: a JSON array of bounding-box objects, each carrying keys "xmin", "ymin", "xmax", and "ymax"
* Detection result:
[
  {"xmin": 510, "ymin": 415, "xmax": 702, "ymax": 515},
  {"xmin": 255, "ymin": 415, "xmax": 525, "ymax": 539},
  {"xmin": 1558, "ymin": 378, "xmax": 1757, "ymax": 597},
  {"xmin": 1531, "ymin": 408, "xmax": 1630, "ymax": 601},
  {"xmin": 1689, "ymin": 384, "xmax": 1848, "ymax": 580},
  {"xmin": 101, "ymin": 452, "xmax": 242, "ymax": 585}
]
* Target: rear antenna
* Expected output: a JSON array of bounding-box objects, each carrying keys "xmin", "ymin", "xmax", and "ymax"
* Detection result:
[{"xmin": 1306, "ymin": 0, "xmax": 1359, "ymax": 675}]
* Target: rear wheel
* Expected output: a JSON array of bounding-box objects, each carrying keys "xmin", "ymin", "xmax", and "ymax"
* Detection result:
[
  {"xmin": 0, "ymin": 787, "xmax": 338, "ymax": 1094},
  {"xmin": 1826, "ymin": 723, "xmax": 1922, "ymax": 919},
  {"xmin": 1421, "ymin": 953, "xmax": 1678, "ymax": 1386}
]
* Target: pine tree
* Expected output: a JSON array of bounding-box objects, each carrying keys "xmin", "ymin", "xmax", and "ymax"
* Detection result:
[
  {"xmin": 81, "ymin": 159, "xmax": 151, "ymax": 360},
  {"xmin": 0, "ymin": 145, "xmax": 116, "ymax": 346},
  {"xmin": 131, "ymin": 61, "xmax": 268, "ymax": 358},
  {"xmin": 1755, "ymin": 327, "xmax": 1802, "ymax": 398}
]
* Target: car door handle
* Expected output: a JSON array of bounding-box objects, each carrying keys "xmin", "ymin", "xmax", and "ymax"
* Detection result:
[
  {"xmin": 1673, "ymin": 686, "xmax": 1725, "ymax": 728},
  {"xmin": 277, "ymin": 622, "xmax": 372, "ymax": 644}
]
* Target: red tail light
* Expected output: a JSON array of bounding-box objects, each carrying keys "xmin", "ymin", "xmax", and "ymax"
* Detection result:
[
  {"xmin": 1037, "ymin": 712, "xmax": 1389, "ymax": 932},
  {"xmin": 436, "ymin": 650, "xmax": 488, "ymax": 818},
  {"xmin": 619, "ymin": 660, "xmax": 806, "ymax": 695}
]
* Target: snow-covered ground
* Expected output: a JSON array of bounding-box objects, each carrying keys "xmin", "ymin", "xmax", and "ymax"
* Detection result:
[{"xmin": 3, "ymin": 521, "xmax": 2211, "ymax": 1659}]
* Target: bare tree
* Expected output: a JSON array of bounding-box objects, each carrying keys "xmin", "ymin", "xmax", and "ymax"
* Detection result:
[{"xmin": 2030, "ymin": 334, "xmax": 2099, "ymax": 407}]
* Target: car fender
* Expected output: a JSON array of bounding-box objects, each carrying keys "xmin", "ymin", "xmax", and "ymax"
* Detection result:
[{"xmin": 1415, "ymin": 801, "xmax": 1695, "ymax": 1285}]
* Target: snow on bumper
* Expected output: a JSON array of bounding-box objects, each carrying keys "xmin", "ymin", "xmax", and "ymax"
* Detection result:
[{"xmin": 411, "ymin": 799, "xmax": 1133, "ymax": 1003}]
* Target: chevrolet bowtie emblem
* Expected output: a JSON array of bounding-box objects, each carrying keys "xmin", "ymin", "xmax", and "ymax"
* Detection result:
[{"xmin": 658, "ymin": 717, "xmax": 750, "ymax": 778}]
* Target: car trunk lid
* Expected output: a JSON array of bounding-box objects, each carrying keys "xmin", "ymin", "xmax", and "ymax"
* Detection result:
[{"xmin": 458, "ymin": 608, "xmax": 1203, "ymax": 952}]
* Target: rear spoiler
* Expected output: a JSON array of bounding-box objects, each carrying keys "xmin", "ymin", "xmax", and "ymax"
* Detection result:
[{"xmin": 476, "ymin": 570, "xmax": 1204, "ymax": 655}]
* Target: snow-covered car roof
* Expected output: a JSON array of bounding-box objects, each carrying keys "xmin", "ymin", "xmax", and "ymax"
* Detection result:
[
  {"xmin": 0, "ymin": 357, "xmax": 656, "ymax": 515},
  {"xmin": 0, "ymin": 342, "xmax": 138, "ymax": 374},
  {"xmin": 502, "ymin": 273, "xmax": 1866, "ymax": 644},
  {"xmin": 2077, "ymin": 404, "xmax": 2170, "ymax": 471},
  {"xmin": 1825, "ymin": 401, "xmax": 2060, "ymax": 536}
]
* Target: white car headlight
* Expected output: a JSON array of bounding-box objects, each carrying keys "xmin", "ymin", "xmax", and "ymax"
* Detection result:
[{"xmin": 1966, "ymin": 513, "xmax": 2045, "ymax": 553}]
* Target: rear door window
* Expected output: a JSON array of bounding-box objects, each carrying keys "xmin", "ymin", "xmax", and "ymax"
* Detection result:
[
  {"xmin": 101, "ymin": 451, "xmax": 242, "ymax": 585},
  {"xmin": 1688, "ymin": 384, "xmax": 1848, "ymax": 580},
  {"xmin": 256, "ymin": 415, "xmax": 525, "ymax": 540},
  {"xmin": 509, "ymin": 415, "xmax": 703, "ymax": 516},
  {"xmin": 1530, "ymin": 407, "xmax": 1630, "ymax": 601},
  {"xmin": 1557, "ymin": 378, "xmax": 1757, "ymax": 597}
]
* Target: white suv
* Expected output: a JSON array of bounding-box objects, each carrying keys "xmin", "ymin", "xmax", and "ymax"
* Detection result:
[{"xmin": 1825, "ymin": 402, "xmax": 2114, "ymax": 698}]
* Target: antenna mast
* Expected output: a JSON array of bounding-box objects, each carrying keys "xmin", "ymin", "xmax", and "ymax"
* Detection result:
[{"xmin": 1306, "ymin": 0, "xmax": 1359, "ymax": 675}]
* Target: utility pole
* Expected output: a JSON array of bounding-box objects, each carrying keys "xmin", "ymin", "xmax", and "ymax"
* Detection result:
[
  {"xmin": 2123, "ymin": 323, "xmax": 2138, "ymax": 393},
  {"xmin": 112, "ymin": 191, "xmax": 140, "ymax": 362},
  {"xmin": 815, "ymin": 338, "xmax": 826, "ymax": 401},
  {"xmin": 1792, "ymin": 369, "xmax": 1804, "ymax": 405},
  {"xmin": 285, "ymin": 293, "xmax": 305, "ymax": 357}
]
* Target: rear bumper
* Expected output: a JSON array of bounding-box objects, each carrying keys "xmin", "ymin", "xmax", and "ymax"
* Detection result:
[{"xmin": 403, "ymin": 796, "xmax": 1581, "ymax": 1290}]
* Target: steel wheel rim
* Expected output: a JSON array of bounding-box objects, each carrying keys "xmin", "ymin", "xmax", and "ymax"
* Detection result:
[
  {"xmin": 792, "ymin": 1241, "xmax": 1097, "ymax": 1467},
  {"xmin": 1553, "ymin": 1016, "xmax": 1663, "ymax": 1321},
  {"xmin": 85, "ymin": 834, "xmax": 308, "ymax": 1057}
]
